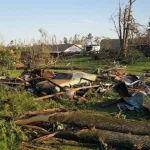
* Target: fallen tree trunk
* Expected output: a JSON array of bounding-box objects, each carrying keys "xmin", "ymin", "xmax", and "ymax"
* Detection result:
[
  {"xmin": 14, "ymin": 110, "xmax": 150, "ymax": 136},
  {"xmin": 22, "ymin": 142, "xmax": 48, "ymax": 150},
  {"xmin": 16, "ymin": 108, "xmax": 67, "ymax": 119},
  {"xmin": 23, "ymin": 125, "xmax": 50, "ymax": 135},
  {"xmin": 42, "ymin": 137, "xmax": 99, "ymax": 148},
  {"xmin": 54, "ymin": 129, "xmax": 150, "ymax": 149}
]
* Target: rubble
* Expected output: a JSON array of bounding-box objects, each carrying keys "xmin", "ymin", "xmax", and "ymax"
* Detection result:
[
  {"xmin": 1, "ymin": 68, "xmax": 149, "ymax": 111},
  {"xmin": 1, "ymin": 67, "xmax": 149, "ymax": 149}
]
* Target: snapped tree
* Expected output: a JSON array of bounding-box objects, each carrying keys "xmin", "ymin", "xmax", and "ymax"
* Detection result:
[{"xmin": 111, "ymin": 0, "xmax": 137, "ymax": 58}]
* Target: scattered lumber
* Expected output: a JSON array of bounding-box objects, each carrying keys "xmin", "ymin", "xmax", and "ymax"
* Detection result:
[
  {"xmin": 33, "ymin": 85, "xmax": 101, "ymax": 101},
  {"xmin": 34, "ymin": 92, "xmax": 65, "ymax": 101}
]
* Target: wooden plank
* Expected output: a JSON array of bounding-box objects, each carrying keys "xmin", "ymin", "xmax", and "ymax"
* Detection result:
[{"xmin": 34, "ymin": 92, "xmax": 65, "ymax": 101}]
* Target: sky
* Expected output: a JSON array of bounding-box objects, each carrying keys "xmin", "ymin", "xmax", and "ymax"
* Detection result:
[{"xmin": 0, "ymin": 0, "xmax": 149, "ymax": 45}]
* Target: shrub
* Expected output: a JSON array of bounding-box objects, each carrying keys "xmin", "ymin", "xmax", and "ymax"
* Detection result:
[
  {"xmin": 0, "ymin": 120, "xmax": 27, "ymax": 150},
  {"xmin": 0, "ymin": 86, "xmax": 62, "ymax": 149},
  {"xmin": 0, "ymin": 85, "xmax": 61, "ymax": 116},
  {"xmin": 122, "ymin": 49, "xmax": 145, "ymax": 65}
]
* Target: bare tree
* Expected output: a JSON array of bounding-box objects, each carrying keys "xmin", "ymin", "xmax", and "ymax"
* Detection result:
[
  {"xmin": 63, "ymin": 37, "xmax": 68, "ymax": 44},
  {"xmin": 94, "ymin": 36, "xmax": 101, "ymax": 45},
  {"xmin": 111, "ymin": 0, "xmax": 137, "ymax": 58},
  {"xmin": 87, "ymin": 33, "xmax": 93, "ymax": 45},
  {"xmin": 39, "ymin": 28, "xmax": 48, "ymax": 44},
  {"xmin": 81, "ymin": 36, "xmax": 88, "ymax": 48},
  {"xmin": 73, "ymin": 34, "xmax": 81, "ymax": 44},
  {"xmin": 69, "ymin": 37, "xmax": 73, "ymax": 44}
]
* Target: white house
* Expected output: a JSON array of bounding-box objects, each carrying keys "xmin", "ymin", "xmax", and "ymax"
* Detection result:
[{"xmin": 50, "ymin": 44, "xmax": 83, "ymax": 55}]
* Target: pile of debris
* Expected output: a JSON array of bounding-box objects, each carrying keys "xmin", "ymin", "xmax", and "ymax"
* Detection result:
[
  {"xmin": 97, "ymin": 70, "xmax": 150, "ymax": 111},
  {"xmin": 14, "ymin": 108, "xmax": 150, "ymax": 149},
  {"xmin": 0, "ymin": 68, "xmax": 150, "ymax": 111}
]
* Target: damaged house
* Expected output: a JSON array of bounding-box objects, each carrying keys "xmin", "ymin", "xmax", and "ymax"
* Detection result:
[{"xmin": 100, "ymin": 38, "xmax": 150, "ymax": 57}]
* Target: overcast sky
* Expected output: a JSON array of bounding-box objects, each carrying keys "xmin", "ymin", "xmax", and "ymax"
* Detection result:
[{"xmin": 0, "ymin": 0, "xmax": 149, "ymax": 44}]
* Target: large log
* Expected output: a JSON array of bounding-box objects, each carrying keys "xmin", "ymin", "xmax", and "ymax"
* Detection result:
[
  {"xmin": 16, "ymin": 108, "xmax": 67, "ymax": 119},
  {"xmin": 22, "ymin": 142, "xmax": 48, "ymax": 150},
  {"xmin": 54, "ymin": 129, "xmax": 150, "ymax": 149},
  {"xmin": 14, "ymin": 110, "xmax": 150, "ymax": 136}
]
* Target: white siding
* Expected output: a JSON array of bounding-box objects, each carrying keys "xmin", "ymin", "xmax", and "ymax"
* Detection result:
[{"xmin": 91, "ymin": 46, "xmax": 100, "ymax": 52}]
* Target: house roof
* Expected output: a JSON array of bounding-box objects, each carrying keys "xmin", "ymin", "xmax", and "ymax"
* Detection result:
[{"xmin": 50, "ymin": 44, "xmax": 82, "ymax": 53}]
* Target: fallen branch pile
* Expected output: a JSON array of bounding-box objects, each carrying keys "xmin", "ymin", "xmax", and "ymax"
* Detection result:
[
  {"xmin": 14, "ymin": 109, "xmax": 150, "ymax": 149},
  {"xmin": 54, "ymin": 129, "xmax": 150, "ymax": 149}
]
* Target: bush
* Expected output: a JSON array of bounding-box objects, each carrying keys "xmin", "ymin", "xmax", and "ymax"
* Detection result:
[
  {"xmin": 122, "ymin": 49, "xmax": 145, "ymax": 65},
  {"xmin": 0, "ymin": 86, "xmax": 61, "ymax": 116},
  {"xmin": 0, "ymin": 120, "xmax": 27, "ymax": 150},
  {"xmin": 0, "ymin": 86, "xmax": 62, "ymax": 150}
]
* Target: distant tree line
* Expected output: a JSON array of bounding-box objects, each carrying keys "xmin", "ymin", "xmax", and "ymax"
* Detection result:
[{"xmin": 63, "ymin": 33, "xmax": 101, "ymax": 47}]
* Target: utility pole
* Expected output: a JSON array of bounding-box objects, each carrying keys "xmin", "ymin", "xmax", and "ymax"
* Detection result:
[
  {"xmin": 147, "ymin": 19, "xmax": 150, "ymax": 36},
  {"xmin": 147, "ymin": 19, "xmax": 150, "ymax": 56}
]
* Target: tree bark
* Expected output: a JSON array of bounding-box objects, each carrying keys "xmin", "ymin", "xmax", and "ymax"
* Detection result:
[
  {"xmin": 54, "ymin": 129, "xmax": 150, "ymax": 149},
  {"xmin": 14, "ymin": 110, "xmax": 150, "ymax": 136}
]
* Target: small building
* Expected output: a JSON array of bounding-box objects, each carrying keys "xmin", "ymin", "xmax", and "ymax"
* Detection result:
[{"xmin": 50, "ymin": 44, "xmax": 83, "ymax": 57}]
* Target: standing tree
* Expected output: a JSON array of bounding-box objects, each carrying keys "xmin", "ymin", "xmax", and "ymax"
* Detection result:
[
  {"xmin": 81, "ymin": 36, "xmax": 88, "ymax": 48},
  {"xmin": 73, "ymin": 34, "xmax": 81, "ymax": 44},
  {"xmin": 111, "ymin": 0, "xmax": 137, "ymax": 58},
  {"xmin": 39, "ymin": 28, "xmax": 48, "ymax": 44},
  {"xmin": 87, "ymin": 33, "xmax": 93, "ymax": 45},
  {"xmin": 0, "ymin": 47, "xmax": 15, "ymax": 70},
  {"xmin": 94, "ymin": 36, "xmax": 101, "ymax": 45},
  {"xmin": 69, "ymin": 37, "xmax": 73, "ymax": 44},
  {"xmin": 63, "ymin": 37, "xmax": 68, "ymax": 44}
]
